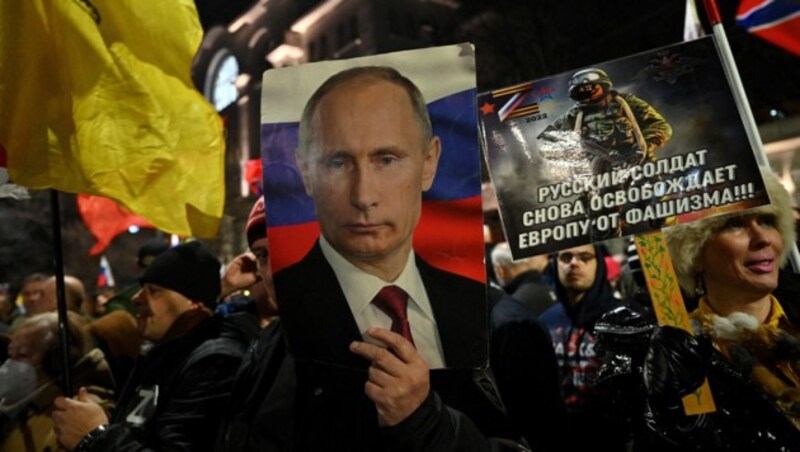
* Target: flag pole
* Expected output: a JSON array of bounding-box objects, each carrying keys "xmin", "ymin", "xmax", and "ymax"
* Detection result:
[
  {"xmin": 50, "ymin": 189, "xmax": 73, "ymax": 397},
  {"xmin": 701, "ymin": 0, "xmax": 800, "ymax": 273}
]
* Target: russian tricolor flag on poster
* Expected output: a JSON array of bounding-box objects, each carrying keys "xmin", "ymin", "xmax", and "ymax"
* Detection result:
[
  {"xmin": 737, "ymin": 0, "xmax": 800, "ymax": 56},
  {"xmin": 259, "ymin": 44, "xmax": 485, "ymax": 282}
]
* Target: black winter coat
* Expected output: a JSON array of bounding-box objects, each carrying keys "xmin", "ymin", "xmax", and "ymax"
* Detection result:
[{"xmin": 88, "ymin": 311, "xmax": 245, "ymax": 452}]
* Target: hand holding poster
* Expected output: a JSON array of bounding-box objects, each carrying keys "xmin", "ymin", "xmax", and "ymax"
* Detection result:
[{"xmin": 479, "ymin": 36, "xmax": 769, "ymax": 258}]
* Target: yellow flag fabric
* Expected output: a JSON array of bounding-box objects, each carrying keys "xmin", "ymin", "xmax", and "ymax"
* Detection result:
[{"xmin": 0, "ymin": 0, "xmax": 225, "ymax": 237}]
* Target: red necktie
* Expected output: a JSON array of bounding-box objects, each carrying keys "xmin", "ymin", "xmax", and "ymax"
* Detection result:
[{"xmin": 371, "ymin": 285, "xmax": 414, "ymax": 346}]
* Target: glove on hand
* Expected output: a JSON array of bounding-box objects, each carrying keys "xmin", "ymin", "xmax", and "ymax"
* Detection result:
[{"xmin": 644, "ymin": 325, "xmax": 712, "ymax": 401}]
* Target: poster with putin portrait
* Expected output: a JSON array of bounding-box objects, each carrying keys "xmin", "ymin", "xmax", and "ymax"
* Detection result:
[{"xmin": 260, "ymin": 44, "xmax": 486, "ymax": 370}]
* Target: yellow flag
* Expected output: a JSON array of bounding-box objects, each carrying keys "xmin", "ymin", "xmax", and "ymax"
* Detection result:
[{"xmin": 0, "ymin": 0, "xmax": 224, "ymax": 237}]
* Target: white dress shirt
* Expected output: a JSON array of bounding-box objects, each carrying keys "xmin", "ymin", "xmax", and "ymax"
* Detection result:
[{"xmin": 319, "ymin": 236, "xmax": 446, "ymax": 369}]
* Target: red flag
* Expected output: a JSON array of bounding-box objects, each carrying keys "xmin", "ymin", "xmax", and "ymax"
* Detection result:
[
  {"xmin": 245, "ymin": 159, "xmax": 263, "ymax": 196},
  {"xmin": 78, "ymin": 195, "xmax": 154, "ymax": 256}
]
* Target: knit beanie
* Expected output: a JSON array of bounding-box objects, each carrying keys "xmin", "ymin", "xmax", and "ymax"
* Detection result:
[
  {"xmin": 246, "ymin": 196, "xmax": 267, "ymax": 248},
  {"xmin": 140, "ymin": 241, "xmax": 221, "ymax": 308},
  {"xmin": 137, "ymin": 238, "xmax": 170, "ymax": 268}
]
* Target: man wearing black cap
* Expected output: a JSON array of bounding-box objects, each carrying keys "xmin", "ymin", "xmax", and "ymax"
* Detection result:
[
  {"xmin": 103, "ymin": 238, "xmax": 170, "ymax": 315},
  {"xmin": 52, "ymin": 242, "xmax": 245, "ymax": 452}
]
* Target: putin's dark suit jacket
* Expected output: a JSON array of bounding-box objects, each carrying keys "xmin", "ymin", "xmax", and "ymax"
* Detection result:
[
  {"xmin": 270, "ymin": 241, "xmax": 516, "ymax": 451},
  {"xmin": 274, "ymin": 241, "xmax": 487, "ymax": 370}
]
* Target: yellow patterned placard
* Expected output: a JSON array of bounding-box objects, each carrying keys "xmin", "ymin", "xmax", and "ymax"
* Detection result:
[{"xmin": 635, "ymin": 231, "xmax": 716, "ymax": 415}]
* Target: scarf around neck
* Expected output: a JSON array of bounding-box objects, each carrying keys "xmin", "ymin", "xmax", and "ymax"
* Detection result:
[{"xmin": 692, "ymin": 296, "xmax": 800, "ymax": 429}]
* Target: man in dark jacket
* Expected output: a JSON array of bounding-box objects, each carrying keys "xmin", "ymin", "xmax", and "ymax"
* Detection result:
[
  {"xmin": 52, "ymin": 242, "xmax": 245, "ymax": 452},
  {"xmin": 487, "ymin": 283, "xmax": 566, "ymax": 451},
  {"xmin": 539, "ymin": 243, "xmax": 630, "ymax": 451},
  {"xmin": 491, "ymin": 241, "xmax": 556, "ymax": 317},
  {"xmin": 215, "ymin": 196, "xmax": 293, "ymax": 451}
]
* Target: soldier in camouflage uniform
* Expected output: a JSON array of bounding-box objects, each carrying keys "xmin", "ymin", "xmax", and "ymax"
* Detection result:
[
  {"xmin": 544, "ymin": 68, "xmax": 672, "ymax": 173},
  {"xmin": 540, "ymin": 68, "xmax": 673, "ymax": 239}
]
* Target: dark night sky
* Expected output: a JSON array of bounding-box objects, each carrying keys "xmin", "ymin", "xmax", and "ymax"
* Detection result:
[{"xmin": 194, "ymin": 0, "xmax": 800, "ymax": 122}]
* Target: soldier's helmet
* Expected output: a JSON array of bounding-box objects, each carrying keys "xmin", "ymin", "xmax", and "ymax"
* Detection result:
[{"xmin": 568, "ymin": 68, "xmax": 612, "ymax": 103}]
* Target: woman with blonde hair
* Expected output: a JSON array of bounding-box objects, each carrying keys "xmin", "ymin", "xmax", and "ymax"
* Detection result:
[{"xmin": 596, "ymin": 167, "xmax": 800, "ymax": 450}]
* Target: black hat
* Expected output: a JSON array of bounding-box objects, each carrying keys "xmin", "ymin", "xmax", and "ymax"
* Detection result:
[
  {"xmin": 140, "ymin": 242, "xmax": 220, "ymax": 308},
  {"xmin": 137, "ymin": 239, "xmax": 170, "ymax": 268}
]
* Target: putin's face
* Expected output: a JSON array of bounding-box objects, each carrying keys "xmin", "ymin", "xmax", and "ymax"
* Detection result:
[{"xmin": 299, "ymin": 78, "xmax": 440, "ymax": 274}]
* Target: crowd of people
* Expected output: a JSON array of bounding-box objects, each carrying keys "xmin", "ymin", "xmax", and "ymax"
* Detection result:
[{"xmin": 1, "ymin": 65, "xmax": 799, "ymax": 451}]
